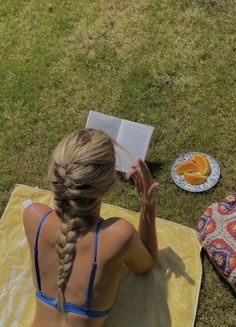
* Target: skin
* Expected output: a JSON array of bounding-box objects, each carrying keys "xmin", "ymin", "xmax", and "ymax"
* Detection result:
[{"xmin": 23, "ymin": 159, "xmax": 159, "ymax": 327}]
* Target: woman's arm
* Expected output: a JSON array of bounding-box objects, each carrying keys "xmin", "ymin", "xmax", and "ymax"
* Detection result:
[
  {"xmin": 126, "ymin": 159, "xmax": 159, "ymax": 263},
  {"xmin": 138, "ymin": 202, "xmax": 158, "ymax": 262}
]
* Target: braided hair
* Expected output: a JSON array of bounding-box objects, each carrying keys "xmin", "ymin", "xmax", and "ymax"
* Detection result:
[{"xmin": 48, "ymin": 129, "xmax": 117, "ymax": 312}]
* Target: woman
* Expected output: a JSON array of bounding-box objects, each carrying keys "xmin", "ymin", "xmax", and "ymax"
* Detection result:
[{"xmin": 23, "ymin": 128, "xmax": 159, "ymax": 327}]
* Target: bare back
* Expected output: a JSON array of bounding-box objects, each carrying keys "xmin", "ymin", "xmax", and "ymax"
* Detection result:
[{"xmin": 23, "ymin": 203, "xmax": 139, "ymax": 327}]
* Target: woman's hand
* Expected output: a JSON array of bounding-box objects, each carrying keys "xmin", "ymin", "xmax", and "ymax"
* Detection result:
[{"xmin": 126, "ymin": 159, "xmax": 159, "ymax": 206}]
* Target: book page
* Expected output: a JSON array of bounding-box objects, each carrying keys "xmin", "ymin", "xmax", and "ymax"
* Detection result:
[
  {"xmin": 86, "ymin": 111, "xmax": 121, "ymax": 139},
  {"xmin": 115, "ymin": 120, "xmax": 154, "ymax": 172}
]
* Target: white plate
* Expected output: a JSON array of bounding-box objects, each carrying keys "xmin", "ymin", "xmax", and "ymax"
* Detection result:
[{"xmin": 171, "ymin": 152, "xmax": 221, "ymax": 192}]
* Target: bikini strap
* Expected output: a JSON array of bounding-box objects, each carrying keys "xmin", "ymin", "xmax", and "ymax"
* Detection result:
[
  {"xmin": 34, "ymin": 209, "xmax": 53, "ymax": 291},
  {"xmin": 85, "ymin": 219, "xmax": 103, "ymax": 309}
]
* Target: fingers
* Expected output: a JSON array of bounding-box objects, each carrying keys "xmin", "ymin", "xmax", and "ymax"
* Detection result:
[
  {"xmin": 147, "ymin": 182, "xmax": 160, "ymax": 199},
  {"xmin": 137, "ymin": 159, "xmax": 153, "ymax": 183},
  {"xmin": 148, "ymin": 182, "xmax": 160, "ymax": 194},
  {"xmin": 125, "ymin": 160, "xmax": 140, "ymax": 180},
  {"xmin": 127, "ymin": 160, "xmax": 151, "ymax": 182},
  {"xmin": 126, "ymin": 169, "xmax": 139, "ymax": 191},
  {"xmin": 126, "ymin": 160, "xmax": 159, "ymax": 205},
  {"xmin": 126, "ymin": 167, "xmax": 143, "ymax": 195},
  {"xmin": 125, "ymin": 167, "xmax": 138, "ymax": 180}
]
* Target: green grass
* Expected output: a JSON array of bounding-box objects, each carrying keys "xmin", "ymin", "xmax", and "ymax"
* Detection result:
[{"xmin": 0, "ymin": 0, "xmax": 235, "ymax": 325}]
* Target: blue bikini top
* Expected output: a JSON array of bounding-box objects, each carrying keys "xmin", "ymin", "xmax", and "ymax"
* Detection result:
[{"xmin": 34, "ymin": 209, "xmax": 111, "ymax": 318}]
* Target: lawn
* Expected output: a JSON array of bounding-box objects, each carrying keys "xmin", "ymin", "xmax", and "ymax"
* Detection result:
[{"xmin": 0, "ymin": 0, "xmax": 235, "ymax": 326}]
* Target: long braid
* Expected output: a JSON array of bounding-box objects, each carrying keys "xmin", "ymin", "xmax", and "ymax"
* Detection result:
[
  {"xmin": 56, "ymin": 215, "xmax": 82, "ymax": 312},
  {"xmin": 54, "ymin": 180, "xmax": 95, "ymax": 312},
  {"xmin": 48, "ymin": 129, "xmax": 117, "ymax": 313}
]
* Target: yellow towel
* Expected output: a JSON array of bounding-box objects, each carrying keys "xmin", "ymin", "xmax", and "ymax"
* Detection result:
[{"xmin": 0, "ymin": 185, "xmax": 202, "ymax": 327}]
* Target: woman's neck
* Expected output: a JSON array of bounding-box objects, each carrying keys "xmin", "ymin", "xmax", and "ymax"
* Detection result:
[{"xmin": 91, "ymin": 201, "xmax": 102, "ymax": 224}]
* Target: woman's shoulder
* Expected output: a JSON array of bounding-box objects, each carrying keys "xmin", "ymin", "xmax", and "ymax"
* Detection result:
[
  {"xmin": 23, "ymin": 202, "xmax": 58, "ymax": 247},
  {"xmin": 23, "ymin": 202, "xmax": 54, "ymax": 226},
  {"xmin": 101, "ymin": 217, "xmax": 136, "ymax": 245}
]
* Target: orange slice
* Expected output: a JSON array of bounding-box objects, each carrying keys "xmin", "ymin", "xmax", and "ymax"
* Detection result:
[
  {"xmin": 176, "ymin": 161, "xmax": 199, "ymax": 175},
  {"xmin": 191, "ymin": 154, "xmax": 211, "ymax": 175},
  {"xmin": 183, "ymin": 172, "xmax": 207, "ymax": 185}
]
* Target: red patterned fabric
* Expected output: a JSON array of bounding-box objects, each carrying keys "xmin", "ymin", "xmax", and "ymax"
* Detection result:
[{"xmin": 198, "ymin": 194, "xmax": 236, "ymax": 292}]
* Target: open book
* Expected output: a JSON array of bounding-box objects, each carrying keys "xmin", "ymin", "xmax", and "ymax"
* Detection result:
[{"xmin": 86, "ymin": 111, "xmax": 154, "ymax": 172}]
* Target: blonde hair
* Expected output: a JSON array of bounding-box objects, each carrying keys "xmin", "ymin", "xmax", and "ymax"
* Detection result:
[{"xmin": 48, "ymin": 128, "xmax": 117, "ymax": 312}]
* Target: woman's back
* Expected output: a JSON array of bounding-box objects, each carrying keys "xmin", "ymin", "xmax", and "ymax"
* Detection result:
[{"xmin": 24, "ymin": 203, "xmax": 135, "ymax": 327}]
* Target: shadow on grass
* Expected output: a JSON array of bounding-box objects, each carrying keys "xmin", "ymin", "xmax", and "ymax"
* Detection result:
[{"xmin": 147, "ymin": 161, "xmax": 165, "ymax": 175}]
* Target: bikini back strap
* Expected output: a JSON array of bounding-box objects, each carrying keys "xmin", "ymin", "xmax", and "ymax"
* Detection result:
[
  {"xmin": 34, "ymin": 209, "xmax": 53, "ymax": 291},
  {"xmin": 85, "ymin": 219, "xmax": 103, "ymax": 308}
]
